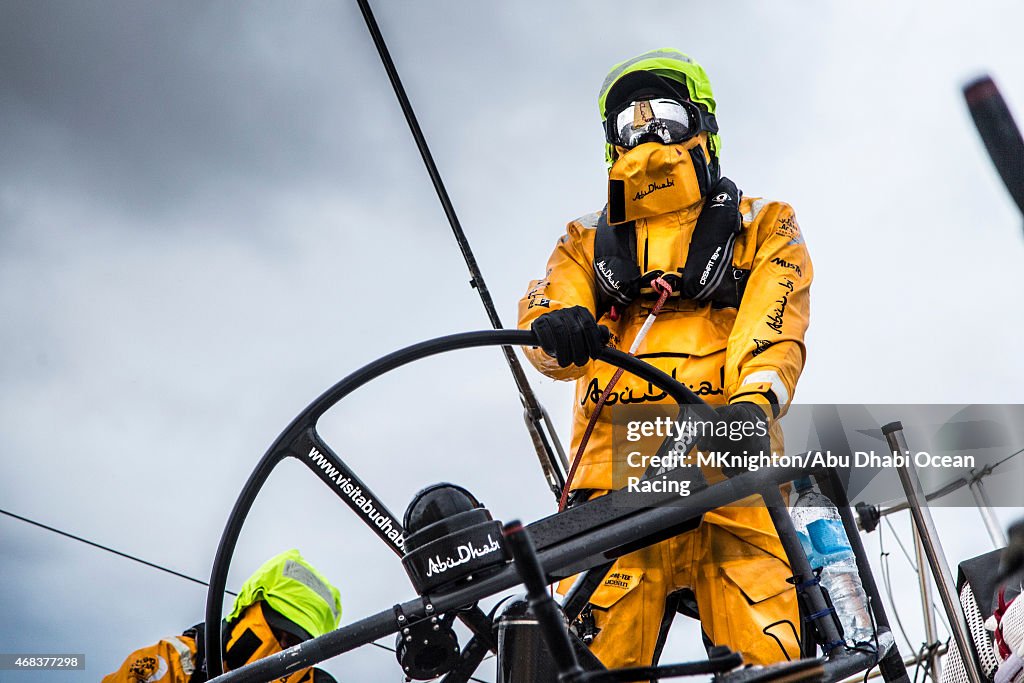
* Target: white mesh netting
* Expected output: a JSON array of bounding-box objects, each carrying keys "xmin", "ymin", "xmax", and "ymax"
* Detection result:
[
  {"xmin": 1001, "ymin": 592, "xmax": 1024, "ymax": 657},
  {"xmin": 940, "ymin": 583, "xmax": 999, "ymax": 683}
]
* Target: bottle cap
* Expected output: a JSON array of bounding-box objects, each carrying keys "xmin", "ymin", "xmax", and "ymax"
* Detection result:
[{"xmin": 793, "ymin": 477, "xmax": 814, "ymax": 492}]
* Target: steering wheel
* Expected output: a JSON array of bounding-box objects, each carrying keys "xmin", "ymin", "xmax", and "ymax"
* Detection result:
[{"xmin": 203, "ymin": 329, "xmax": 709, "ymax": 677}]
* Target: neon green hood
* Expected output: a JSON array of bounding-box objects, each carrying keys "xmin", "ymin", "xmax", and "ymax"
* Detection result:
[
  {"xmin": 228, "ymin": 549, "xmax": 342, "ymax": 639},
  {"xmin": 598, "ymin": 48, "xmax": 720, "ymax": 167}
]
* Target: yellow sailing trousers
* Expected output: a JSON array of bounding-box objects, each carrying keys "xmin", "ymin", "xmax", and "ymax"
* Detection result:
[{"xmin": 581, "ymin": 503, "xmax": 800, "ymax": 668}]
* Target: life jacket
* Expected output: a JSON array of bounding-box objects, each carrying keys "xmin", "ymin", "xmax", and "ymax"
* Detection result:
[
  {"xmin": 103, "ymin": 619, "xmax": 336, "ymax": 683},
  {"xmin": 592, "ymin": 176, "xmax": 751, "ymax": 318}
]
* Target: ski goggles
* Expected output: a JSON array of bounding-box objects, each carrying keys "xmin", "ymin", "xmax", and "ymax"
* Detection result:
[{"xmin": 605, "ymin": 97, "xmax": 702, "ymax": 149}]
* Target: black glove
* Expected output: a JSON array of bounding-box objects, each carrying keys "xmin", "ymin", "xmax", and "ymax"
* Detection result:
[
  {"xmin": 701, "ymin": 403, "xmax": 770, "ymax": 475},
  {"xmin": 531, "ymin": 306, "xmax": 610, "ymax": 368}
]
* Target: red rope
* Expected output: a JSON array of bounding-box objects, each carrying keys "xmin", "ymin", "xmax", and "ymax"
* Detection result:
[
  {"xmin": 994, "ymin": 587, "xmax": 1014, "ymax": 659},
  {"xmin": 558, "ymin": 278, "xmax": 673, "ymax": 511}
]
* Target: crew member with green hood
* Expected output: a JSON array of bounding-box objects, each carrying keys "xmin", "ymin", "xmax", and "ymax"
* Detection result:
[
  {"xmin": 103, "ymin": 549, "xmax": 342, "ymax": 683},
  {"xmin": 519, "ymin": 49, "xmax": 812, "ymax": 668}
]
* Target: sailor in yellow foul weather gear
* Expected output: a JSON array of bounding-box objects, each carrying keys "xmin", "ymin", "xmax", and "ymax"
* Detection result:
[
  {"xmin": 518, "ymin": 49, "xmax": 812, "ymax": 668},
  {"xmin": 103, "ymin": 549, "xmax": 341, "ymax": 683}
]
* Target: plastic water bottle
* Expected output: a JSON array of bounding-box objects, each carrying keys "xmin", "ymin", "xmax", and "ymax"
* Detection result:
[{"xmin": 790, "ymin": 477, "xmax": 874, "ymax": 645}]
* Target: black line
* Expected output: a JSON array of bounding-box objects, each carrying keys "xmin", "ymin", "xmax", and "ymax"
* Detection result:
[
  {"xmin": 353, "ymin": 0, "xmax": 567, "ymax": 498},
  {"xmin": 0, "ymin": 507, "xmax": 236, "ymax": 596},
  {"xmin": 2, "ymin": 509, "xmax": 499, "ymax": 679},
  {"xmin": 3, "ymin": 508, "xmax": 496, "ymax": 679},
  {"xmin": 992, "ymin": 446, "xmax": 1024, "ymax": 470}
]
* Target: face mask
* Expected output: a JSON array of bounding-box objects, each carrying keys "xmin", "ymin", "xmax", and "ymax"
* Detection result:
[
  {"xmin": 224, "ymin": 604, "xmax": 314, "ymax": 683},
  {"xmin": 606, "ymin": 134, "xmax": 712, "ymax": 225}
]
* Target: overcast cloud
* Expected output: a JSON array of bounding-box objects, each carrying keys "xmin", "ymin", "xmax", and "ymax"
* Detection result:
[{"xmin": 2, "ymin": 1, "xmax": 1023, "ymax": 681}]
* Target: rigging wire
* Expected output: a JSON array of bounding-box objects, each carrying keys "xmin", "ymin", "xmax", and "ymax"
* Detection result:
[
  {"xmin": 6, "ymin": 448, "xmax": 1019, "ymax": 678},
  {"xmin": 879, "ymin": 520, "xmax": 917, "ymax": 657},
  {"xmin": 352, "ymin": 0, "xmax": 568, "ymax": 500},
  {"xmin": 989, "ymin": 445, "xmax": 1024, "ymax": 471},
  {"xmin": 0, "ymin": 507, "xmax": 236, "ymax": 596},
  {"xmin": 885, "ymin": 515, "xmax": 921, "ymax": 571},
  {"xmin": 911, "ymin": 641, "xmax": 928, "ymax": 683},
  {"xmin": 883, "ymin": 516, "xmax": 952, "ymax": 635},
  {"xmin": 2, "ymin": 507, "xmax": 497, "ymax": 682},
  {"xmin": 875, "ymin": 445, "xmax": 1023, "ymax": 519},
  {"xmin": 877, "ymin": 516, "xmax": 953, "ymax": 683}
]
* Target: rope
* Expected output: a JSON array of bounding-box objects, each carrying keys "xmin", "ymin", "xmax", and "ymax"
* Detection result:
[{"xmin": 558, "ymin": 278, "xmax": 674, "ymax": 511}]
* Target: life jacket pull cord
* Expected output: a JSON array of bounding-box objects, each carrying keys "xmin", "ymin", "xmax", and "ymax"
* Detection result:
[{"xmin": 558, "ymin": 277, "xmax": 674, "ymax": 512}]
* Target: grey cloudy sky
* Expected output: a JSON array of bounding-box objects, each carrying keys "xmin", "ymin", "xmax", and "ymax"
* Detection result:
[{"xmin": 2, "ymin": 1, "xmax": 1023, "ymax": 681}]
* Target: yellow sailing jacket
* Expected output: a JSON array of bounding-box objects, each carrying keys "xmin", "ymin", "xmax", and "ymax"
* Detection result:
[
  {"xmin": 101, "ymin": 623, "xmax": 333, "ymax": 683},
  {"xmin": 519, "ymin": 195, "xmax": 812, "ymax": 502}
]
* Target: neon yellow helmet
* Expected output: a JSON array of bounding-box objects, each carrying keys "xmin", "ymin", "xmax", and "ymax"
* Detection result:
[
  {"xmin": 598, "ymin": 48, "xmax": 720, "ymax": 167},
  {"xmin": 228, "ymin": 549, "xmax": 342, "ymax": 640}
]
